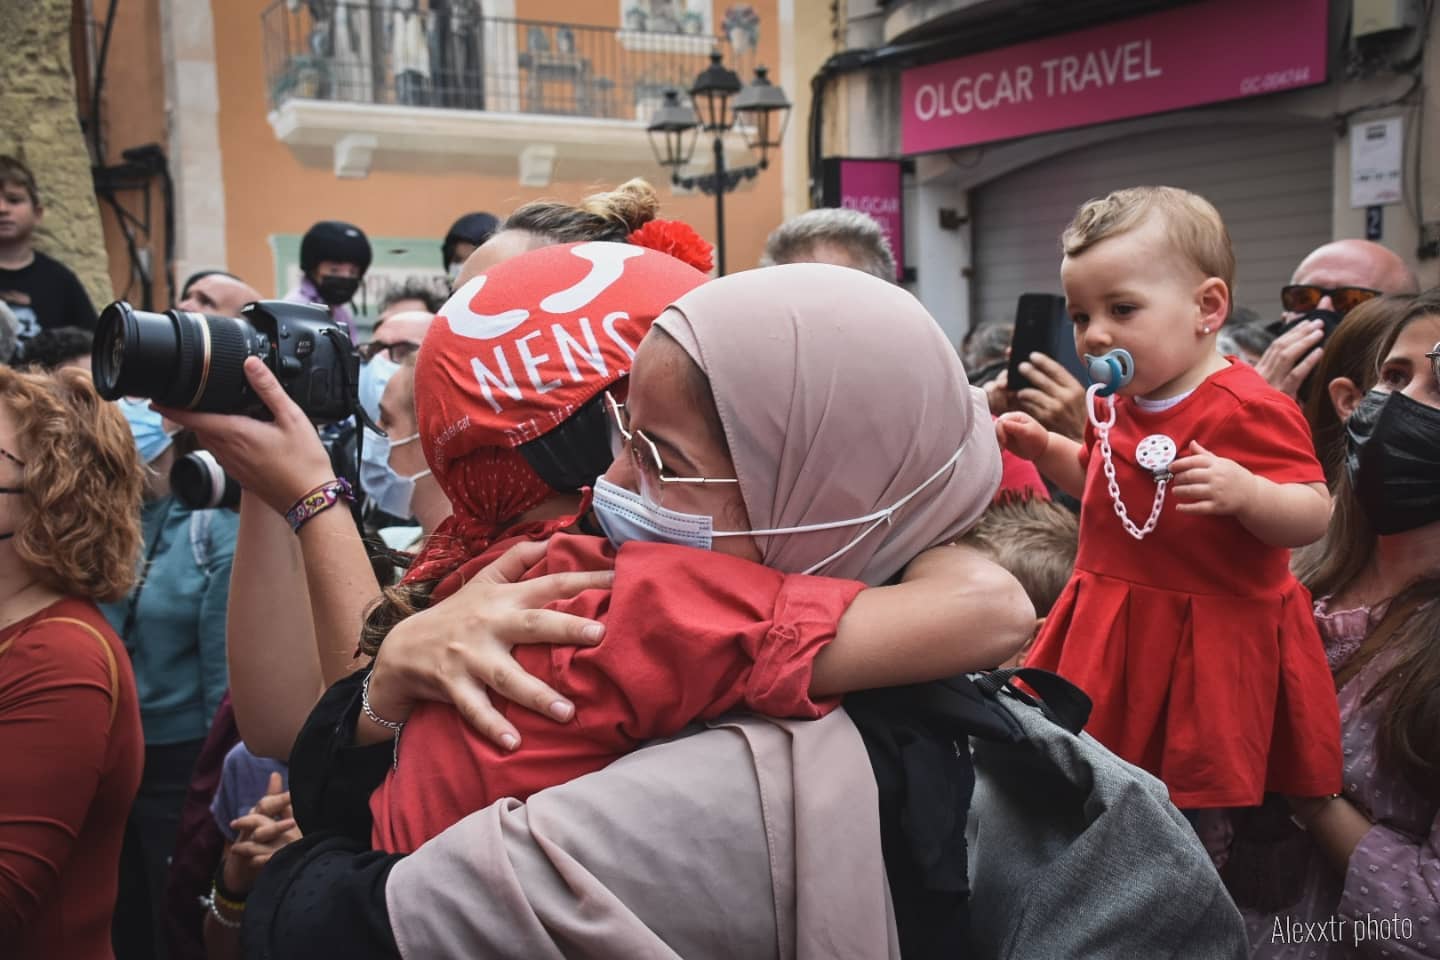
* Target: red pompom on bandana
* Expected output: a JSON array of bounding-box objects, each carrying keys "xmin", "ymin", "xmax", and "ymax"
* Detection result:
[
  {"xmin": 628, "ymin": 219, "xmax": 714, "ymax": 274},
  {"xmin": 404, "ymin": 241, "xmax": 709, "ymax": 586}
]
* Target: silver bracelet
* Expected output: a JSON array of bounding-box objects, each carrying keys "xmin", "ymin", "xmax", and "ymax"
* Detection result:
[
  {"xmin": 361, "ymin": 669, "xmax": 405, "ymax": 769},
  {"xmin": 203, "ymin": 893, "xmax": 243, "ymax": 930}
]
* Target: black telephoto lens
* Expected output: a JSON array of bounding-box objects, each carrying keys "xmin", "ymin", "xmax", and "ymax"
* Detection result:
[{"xmin": 92, "ymin": 301, "xmax": 267, "ymax": 411}]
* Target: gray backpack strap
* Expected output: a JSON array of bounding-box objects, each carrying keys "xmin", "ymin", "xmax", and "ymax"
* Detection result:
[{"xmin": 189, "ymin": 508, "xmax": 213, "ymax": 569}]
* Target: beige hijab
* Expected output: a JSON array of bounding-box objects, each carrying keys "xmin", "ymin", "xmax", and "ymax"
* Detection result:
[{"xmin": 654, "ymin": 263, "xmax": 1000, "ymax": 586}]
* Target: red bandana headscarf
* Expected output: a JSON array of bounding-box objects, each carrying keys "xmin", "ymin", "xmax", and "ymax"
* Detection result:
[{"xmin": 404, "ymin": 241, "xmax": 709, "ymax": 584}]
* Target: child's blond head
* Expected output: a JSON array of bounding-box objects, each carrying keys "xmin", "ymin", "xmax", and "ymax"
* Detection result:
[
  {"xmin": 961, "ymin": 491, "xmax": 1079, "ymax": 617},
  {"xmin": 1062, "ymin": 186, "xmax": 1234, "ymax": 298}
]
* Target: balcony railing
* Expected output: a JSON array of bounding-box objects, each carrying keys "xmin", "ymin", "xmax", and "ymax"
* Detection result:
[{"xmin": 261, "ymin": 1, "xmax": 756, "ymax": 125}]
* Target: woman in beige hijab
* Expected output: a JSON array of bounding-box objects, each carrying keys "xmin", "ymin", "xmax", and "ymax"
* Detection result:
[{"xmin": 244, "ymin": 264, "xmax": 1030, "ymax": 959}]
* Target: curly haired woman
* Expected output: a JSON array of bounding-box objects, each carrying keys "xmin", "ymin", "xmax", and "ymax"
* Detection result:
[{"xmin": 0, "ymin": 366, "xmax": 147, "ymax": 960}]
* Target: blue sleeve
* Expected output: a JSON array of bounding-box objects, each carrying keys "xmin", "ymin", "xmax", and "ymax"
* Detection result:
[
  {"xmin": 210, "ymin": 745, "xmax": 242, "ymax": 841},
  {"xmin": 198, "ymin": 510, "xmax": 239, "ymax": 728}
]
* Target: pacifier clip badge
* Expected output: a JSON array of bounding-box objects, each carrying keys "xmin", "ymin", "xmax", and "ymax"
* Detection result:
[{"xmin": 1083, "ymin": 348, "xmax": 1175, "ymax": 541}]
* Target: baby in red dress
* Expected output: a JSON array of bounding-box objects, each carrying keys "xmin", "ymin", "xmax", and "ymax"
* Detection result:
[{"xmin": 996, "ymin": 186, "xmax": 1342, "ymax": 815}]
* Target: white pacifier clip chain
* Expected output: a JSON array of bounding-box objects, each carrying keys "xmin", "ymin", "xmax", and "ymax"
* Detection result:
[{"xmin": 1087, "ymin": 383, "xmax": 1172, "ymax": 541}]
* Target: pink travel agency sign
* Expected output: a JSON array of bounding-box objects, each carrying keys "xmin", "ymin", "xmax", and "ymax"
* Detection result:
[
  {"xmin": 901, "ymin": 0, "xmax": 1328, "ymax": 154},
  {"xmin": 836, "ymin": 160, "xmax": 904, "ymax": 282}
]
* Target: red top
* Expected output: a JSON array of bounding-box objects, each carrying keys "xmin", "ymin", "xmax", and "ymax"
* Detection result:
[
  {"xmin": 0, "ymin": 597, "xmax": 144, "ymax": 959},
  {"xmin": 1025, "ymin": 361, "xmax": 1342, "ymax": 807},
  {"xmin": 998, "ymin": 446, "xmax": 1049, "ymax": 500},
  {"xmin": 371, "ymin": 533, "xmax": 865, "ymax": 853}
]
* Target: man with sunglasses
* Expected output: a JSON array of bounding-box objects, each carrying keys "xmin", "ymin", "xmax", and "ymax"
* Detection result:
[{"xmin": 1254, "ymin": 239, "xmax": 1417, "ymax": 399}]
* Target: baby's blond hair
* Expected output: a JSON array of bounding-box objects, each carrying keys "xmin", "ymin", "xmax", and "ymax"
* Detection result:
[{"xmin": 1062, "ymin": 186, "xmax": 1235, "ymax": 298}]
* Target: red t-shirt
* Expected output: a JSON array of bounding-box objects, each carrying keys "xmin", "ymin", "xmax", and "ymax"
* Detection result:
[
  {"xmin": 370, "ymin": 533, "xmax": 865, "ymax": 853},
  {"xmin": 0, "ymin": 597, "xmax": 144, "ymax": 959}
]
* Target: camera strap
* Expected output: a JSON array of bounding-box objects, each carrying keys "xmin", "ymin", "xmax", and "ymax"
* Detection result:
[{"xmin": 121, "ymin": 498, "xmax": 174, "ymax": 653}]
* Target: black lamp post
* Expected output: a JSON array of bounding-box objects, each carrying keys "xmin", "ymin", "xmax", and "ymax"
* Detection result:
[{"xmin": 646, "ymin": 51, "xmax": 791, "ymax": 275}]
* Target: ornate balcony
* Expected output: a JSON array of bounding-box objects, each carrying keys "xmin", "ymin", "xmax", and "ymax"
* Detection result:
[{"xmin": 261, "ymin": 1, "xmax": 758, "ymax": 182}]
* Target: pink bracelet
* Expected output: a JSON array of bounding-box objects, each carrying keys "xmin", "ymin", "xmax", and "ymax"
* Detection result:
[{"xmin": 285, "ymin": 478, "xmax": 354, "ymax": 533}]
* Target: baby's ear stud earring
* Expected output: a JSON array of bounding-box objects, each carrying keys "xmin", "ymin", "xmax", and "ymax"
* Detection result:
[{"xmin": 1202, "ymin": 325, "xmax": 1212, "ymax": 334}]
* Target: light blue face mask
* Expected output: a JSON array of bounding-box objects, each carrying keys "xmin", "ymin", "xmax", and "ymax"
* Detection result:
[
  {"xmin": 360, "ymin": 428, "xmax": 430, "ymax": 519},
  {"xmin": 118, "ymin": 397, "xmax": 174, "ymax": 464},
  {"xmin": 358, "ymin": 355, "xmax": 401, "ymax": 426},
  {"xmin": 591, "ymin": 442, "xmax": 968, "ymax": 575}
]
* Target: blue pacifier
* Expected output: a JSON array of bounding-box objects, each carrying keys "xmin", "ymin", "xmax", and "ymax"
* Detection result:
[{"xmin": 1083, "ymin": 348, "xmax": 1136, "ymax": 397}]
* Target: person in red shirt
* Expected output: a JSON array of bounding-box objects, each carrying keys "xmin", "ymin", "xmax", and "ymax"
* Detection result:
[
  {"xmin": 0, "ymin": 366, "xmax": 146, "ymax": 960},
  {"xmin": 997, "ymin": 186, "xmax": 1341, "ymax": 815},
  {"xmin": 362, "ymin": 250, "xmax": 1018, "ymax": 852}
]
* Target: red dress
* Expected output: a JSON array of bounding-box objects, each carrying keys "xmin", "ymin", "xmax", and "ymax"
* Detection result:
[
  {"xmin": 371, "ymin": 533, "xmax": 865, "ymax": 853},
  {"xmin": 1025, "ymin": 361, "xmax": 1342, "ymax": 808},
  {"xmin": 0, "ymin": 598, "xmax": 144, "ymax": 959}
]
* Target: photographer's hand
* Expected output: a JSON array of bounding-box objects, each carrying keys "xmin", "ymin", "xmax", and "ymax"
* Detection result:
[
  {"xmin": 362, "ymin": 539, "xmax": 612, "ymax": 752},
  {"xmin": 155, "ymin": 356, "xmax": 334, "ymax": 517}
]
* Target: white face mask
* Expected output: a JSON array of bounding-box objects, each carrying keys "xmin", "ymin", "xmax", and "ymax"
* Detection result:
[
  {"xmin": 360, "ymin": 429, "xmax": 431, "ymax": 520},
  {"xmin": 591, "ymin": 442, "xmax": 967, "ymax": 575}
]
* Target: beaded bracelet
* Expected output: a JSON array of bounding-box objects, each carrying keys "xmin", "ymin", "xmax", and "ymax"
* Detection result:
[
  {"xmin": 285, "ymin": 478, "xmax": 354, "ymax": 534},
  {"xmin": 203, "ymin": 890, "xmax": 244, "ymax": 929}
]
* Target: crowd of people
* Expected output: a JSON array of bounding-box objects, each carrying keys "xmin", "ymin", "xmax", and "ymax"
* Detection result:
[{"xmin": 0, "ymin": 147, "xmax": 1436, "ymax": 960}]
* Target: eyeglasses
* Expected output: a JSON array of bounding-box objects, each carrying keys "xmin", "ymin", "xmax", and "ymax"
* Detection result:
[
  {"xmin": 358, "ymin": 340, "xmax": 420, "ymax": 364},
  {"xmin": 1427, "ymin": 343, "xmax": 1440, "ymax": 385},
  {"xmin": 1280, "ymin": 284, "xmax": 1382, "ymax": 316},
  {"xmin": 604, "ymin": 391, "xmax": 737, "ymax": 506}
]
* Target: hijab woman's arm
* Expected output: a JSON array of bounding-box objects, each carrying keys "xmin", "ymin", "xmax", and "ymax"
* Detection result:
[
  {"xmin": 359, "ymin": 539, "xmax": 1032, "ymax": 754},
  {"xmin": 810, "ymin": 544, "xmax": 1034, "ymax": 696}
]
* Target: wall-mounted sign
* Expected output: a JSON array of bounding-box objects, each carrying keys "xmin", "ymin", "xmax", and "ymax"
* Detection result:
[
  {"xmin": 901, "ymin": 0, "xmax": 1328, "ymax": 154},
  {"xmin": 821, "ymin": 158, "xmax": 904, "ymax": 282},
  {"xmin": 1350, "ymin": 116, "xmax": 1404, "ymax": 208}
]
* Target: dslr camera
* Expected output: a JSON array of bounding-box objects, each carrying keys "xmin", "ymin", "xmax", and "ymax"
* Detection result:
[{"xmin": 91, "ymin": 300, "xmax": 359, "ymax": 423}]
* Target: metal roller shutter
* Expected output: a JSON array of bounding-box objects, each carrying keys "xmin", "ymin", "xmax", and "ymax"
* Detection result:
[{"xmin": 971, "ymin": 123, "xmax": 1334, "ymax": 327}]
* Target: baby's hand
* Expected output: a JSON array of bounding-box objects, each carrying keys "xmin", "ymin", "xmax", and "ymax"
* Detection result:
[
  {"xmin": 1169, "ymin": 441, "xmax": 1257, "ymax": 517},
  {"xmin": 994, "ymin": 412, "xmax": 1050, "ymax": 461}
]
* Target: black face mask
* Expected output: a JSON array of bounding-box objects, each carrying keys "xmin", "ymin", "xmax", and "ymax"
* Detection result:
[
  {"xmin": 1266, "ymin": 308, "xmax": 1343, "ymax": 343},
  {"xmin": 1264, "ymin": 309, "xmax": 1342, "ymax": 401},
  {"xmin": 518, "ymin": 392, "xmax": 614, "ymax": 493},
  {"xmin": 316, "ymin": 274, "xmax": 362, "ymax": 306},
  {"xmin": 1345, "ymin": 389, "xmax": 1440, "ymax": 535}
]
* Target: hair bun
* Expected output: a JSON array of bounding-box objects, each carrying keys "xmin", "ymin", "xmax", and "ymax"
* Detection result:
[{"xmin": 581, "ymin": 178, "xmax": 659, "ymax": 233}]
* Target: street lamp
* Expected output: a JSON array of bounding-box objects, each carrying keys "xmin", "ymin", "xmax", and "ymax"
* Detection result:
[
  {"xmin": 646, "ymin": 90, "xmax": 700, "ymax": 171},
  {"xmin": 645, "ymin": 50, "xmax": 791, "ymax": 275}
]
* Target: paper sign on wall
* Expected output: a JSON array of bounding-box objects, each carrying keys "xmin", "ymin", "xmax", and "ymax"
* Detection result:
[{"xmin": 1350, "ymin": 116, "xmax": 1404, "ymax": 208}]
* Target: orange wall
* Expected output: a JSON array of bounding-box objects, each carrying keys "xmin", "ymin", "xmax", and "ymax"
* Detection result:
[{"xmin": 211, "ymin": 0, "xmax": 787, "ymax": 293}]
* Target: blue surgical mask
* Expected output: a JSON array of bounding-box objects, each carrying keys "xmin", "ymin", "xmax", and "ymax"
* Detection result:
[
  {"xmin": 358, "ymin": 355, "xmax": 401, "ymax": 425},
  {"xmin": 118, "ymin": 397, "xmax": 174, "ymax": 464},
  {"xmin": 360, "ymin": 428, "xmax": 430, "ymax": 519},
  {"xmin": 591, "ymin": 442, "xmax": 967, "ymax": 575}
]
